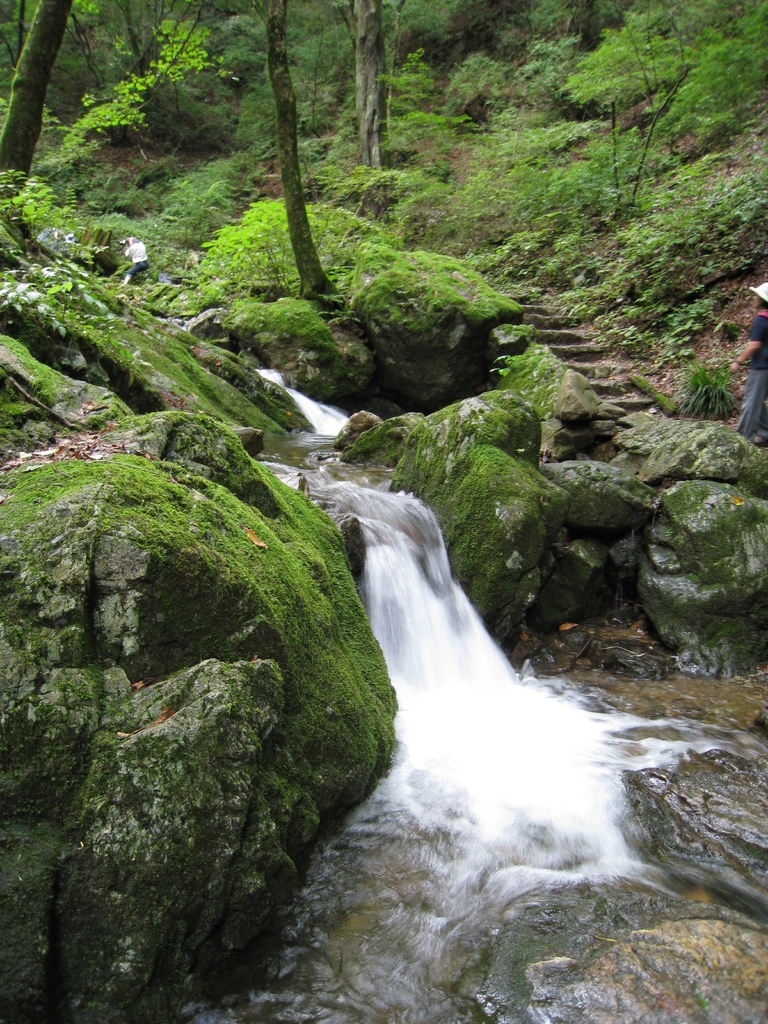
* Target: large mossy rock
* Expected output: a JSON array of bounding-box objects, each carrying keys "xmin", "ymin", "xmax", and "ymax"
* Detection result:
[
  {"xmin": 351, "ymin": 244, "xmax": 522, "ymax": 411},
  {"xmin": 188, "ymin": 339, "xmax": 312, "ymax": 431},
  {"xmin": 612, "ymin": 418, "xmax": 768, "ymax": 499},
  {"xmin": 638, "ymin": 479, "xmax": 768, "ymax": 674},
  {"xmin": 0, "ymin": 429, "xmax": 395, "ymax": 1023},
  {"xmin": 0, "ymin": 335, "xmax": 130, "ymax": 442},
  {"xmin": 482, "ymin": 888, "xmax": 768, "ymax": 1024},
  {"xmin": 341, "ymin": 411, "xmax": 425, "ymax": 467},
  {"xmin": 495, "ymin": 341, "xmax": 566, "ymax": 419},
  {"xmin": 392, "ymin": 390, "xmax": 568, "ymax": 639},
  {"xmin": 225, "ymin": 298, "xmax": 374, "ymax": 401},
  {"xmin": 540, "ymin": 460, "xmax": 656, "ymax": 532},
  {"xmin": 2, "ymin": 278, "xmax": 287, "ymax": 434}
]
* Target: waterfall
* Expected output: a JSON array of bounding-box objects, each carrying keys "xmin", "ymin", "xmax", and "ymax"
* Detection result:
[
  {"xmin": 257, "ymin": 368, "xmax": 348, "ymax": 435},
  {"xmin": 193, "ymin": 466, "xmax": 735, "ymax": 1024}
]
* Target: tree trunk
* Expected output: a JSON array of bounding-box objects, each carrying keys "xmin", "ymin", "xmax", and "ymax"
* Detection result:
[
  {"xmin": 0, "ymin": 0, "xmax": 73, "ymax": 175},
  {"xmin": 355, "ymin": 0, "xmax": 387, "ymax": 168},
  {"xmin": 266, "ymin": 0, "xmax": 332, "ymax": 298}
]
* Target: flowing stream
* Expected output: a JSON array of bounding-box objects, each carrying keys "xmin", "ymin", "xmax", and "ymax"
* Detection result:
[{"xmin": 192, "ymin": 387, "xmax": 764, "ymax": 1024}]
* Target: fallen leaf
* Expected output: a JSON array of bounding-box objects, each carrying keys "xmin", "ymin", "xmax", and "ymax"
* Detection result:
[
  {"xmin": 732, "ymin": 495, "xmax": 745, "ymax": 506},
  {"xmin": 116, "ymin": 731, "xmax": 132, "ymax": 739},
  {"xmin": 559, "ymin": 622, "xmax": 579, "ymax": 631},
  {"xmin": 519, "ymin": 630, "xmax": 530, "ymax": 642},
  {"xmin": 151, "ymin": 706, "xmax": 176, "ymax": 726},
  {"xmin": 245, "ymin": 528, "xmax": 268, "ymax": 549}
]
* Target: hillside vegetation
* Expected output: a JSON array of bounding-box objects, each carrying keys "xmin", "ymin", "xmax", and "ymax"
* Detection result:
[{"xmin": 2, "ymin": 0, "xmax": 768, "ymax": 390}]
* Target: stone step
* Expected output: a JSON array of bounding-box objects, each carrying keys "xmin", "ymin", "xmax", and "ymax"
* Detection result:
[
  {"xmin": 589, "ymin": 378, "xmax": 635, "ymax": 396},
  {"xmin": 538, "ymin": 329, "xmax": 589, "ymax": 346},
  {"xmin": 548, "ymin": 344, "xmax": 609, "ymax": 362},
  {"xmin": 520, "ymin": 303, "xmax": 560, "ymax": 317},
  {"xmin": 570, "ymin": 362, "xmax": 634, "ymax": 380},
  {"xmin": 524, "ymin": 312, "xmax": 572, "ymax": 330}
]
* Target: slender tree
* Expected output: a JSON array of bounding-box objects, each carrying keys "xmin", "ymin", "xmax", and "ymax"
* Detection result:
[
  {"xmin": 0, "ymin": 0, "xmax": 73, "ymax": 174},
  {"xmin": 355, "ymin": 0, "xmax": 387, "ymax": 167},
  {"xmin": 265, "ymin": 0, "xmax": 332, "ymax": 298}
]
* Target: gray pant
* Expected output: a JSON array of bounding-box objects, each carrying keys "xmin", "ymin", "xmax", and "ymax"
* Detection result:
[{"xmin": 737, "ymin": 366, "xmax": 768, "ymax": 441}]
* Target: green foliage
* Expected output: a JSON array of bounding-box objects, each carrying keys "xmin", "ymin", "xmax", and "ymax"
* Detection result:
[
  {"xmin": 62, "ymin": 23, "xmax": 213, "ymax": 153},
  {"xmin": 566, "ymin": 9, "xmax": 685, "ymax": 111},
  {"xmin": 201, "ymin": 198, "xmax": 392, "ymax": 301},
  {"xmin": 0, "ymin": 173, "xmax": 70, "ymax": 232},
  {"xmin": 679, "ymin": 362, "xmax": 737, "ymax": 419}
]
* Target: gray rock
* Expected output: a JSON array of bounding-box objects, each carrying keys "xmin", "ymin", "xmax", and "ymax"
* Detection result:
[
  {"xmin": 334, "ymin": 513, "xmax": 367, "ymax": 577},
  {"xmin": 612, "ymin": 419, "xmax": 768, "ymax": 499},
  {"xmin": 186, "ymin": 307, "xmax": 228, "ymax": 340},
  {"xmin": 334, "ymin": 410, "xmax": 382, "ymax": 451},
  {"xmin": 540, "ymin": 461, "xmax": 656, "ymax": 532},
  {"xmin": 541, "ymin": 419, "xmax": 594, "ymax": 461},
  {"xmin": 625, "ymin": 749, "xmax": 768, "ymax": 905},
  {"xmin": 530, "ymin": 538, "xmax": 611, "ymax": 630},
  {"xmin": 231, "ymin": 425, "xmax": 264, "ymax": 457},
  {"xmin": 554, "ymin": 369, "xmax": 602, "ymax": 422},
  {"xmin": 482, "ymin": 888, "xmax": 768, "ymax": 1024}
]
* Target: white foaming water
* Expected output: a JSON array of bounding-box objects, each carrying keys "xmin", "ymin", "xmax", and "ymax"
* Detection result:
[
  {"xmin": 193, "ymin": 477, "xmax": 740, "ymax": 1024},
  {"xmin": 257, "ymin": 368, "xmax": 348, "ymax": 435}
]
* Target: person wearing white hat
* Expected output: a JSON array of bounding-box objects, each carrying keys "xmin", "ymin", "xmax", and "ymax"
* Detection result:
[{"xmin": 730, "ymin": 282, "xmax": 768, "ymax": 446}]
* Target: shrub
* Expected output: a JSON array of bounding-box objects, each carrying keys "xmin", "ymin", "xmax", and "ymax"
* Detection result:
[{"xmin": 679, "ymin": 363, "xmax": 737, "ymax": 419}]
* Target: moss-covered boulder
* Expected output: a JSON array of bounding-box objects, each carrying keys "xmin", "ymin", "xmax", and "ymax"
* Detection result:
[
  {"xmin": 638, "ymin": 479, "xmax": 768, "ymax": 674},
  {"xmin": 351, "ymin": 244, "xmax": 522, "ymax": 411},
  {"xmin": 495, "ymin": 342, "xmax": 566, "ymax": 419},
  {"xmin": 540, "ymin": 461, "xmax": 656, "ymax": 533},
  {"xmin": 612, "ymin": 419, "xmax": 768, "ymax": 499},
  {"xmin": 341, "ymin": 412, "xmax": 425, "ymax": 467},
  {"xmin": 392, "ymin": 390, "xmax": 568, "ymax": 639},
  {"xmin": 0, "ymin": 335, "xmax": 130, "ymax": 439},
  {"xmin": 0, "ymin": 440, "xmax": 395, "ymax": 1022},
  {"xmin": 1, "ymin": 274, "xmax": 288, "ymax": 434},
  {"xmin": 225, "ymin": 298, "xmax": 374, "ymax": 401},
  {"xmin": 189, "ymin": 340, "xmax": 312, "ymax": 431}
]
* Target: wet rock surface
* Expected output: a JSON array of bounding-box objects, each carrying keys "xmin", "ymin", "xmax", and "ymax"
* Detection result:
[
  {"xmin": 482, "ymin": 888, "xmax": 768, "ymax": 1024},
  {"xmin": 625, "ymin": 749, "xmax": 768, "ymax": 909}
]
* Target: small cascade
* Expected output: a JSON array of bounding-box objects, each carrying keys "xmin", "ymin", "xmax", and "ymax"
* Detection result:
[
  {"xmin": 192, "ymin": 459, "xmax": 747, "ymax": 1024},
  {"xmin": 257, "ymin": 368, "xmax": 348, "ymax": 435}
]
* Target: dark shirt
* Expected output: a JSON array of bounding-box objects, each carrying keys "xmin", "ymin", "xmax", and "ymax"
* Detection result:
[{"xmin": 749, "ymin": 313, "xmax": 768, "ymax": 369}]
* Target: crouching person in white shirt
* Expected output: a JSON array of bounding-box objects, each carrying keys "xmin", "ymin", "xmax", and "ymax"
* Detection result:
[{"xmin": 122, "ymin": 237, "xmax": 149, "ymax": 286}]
